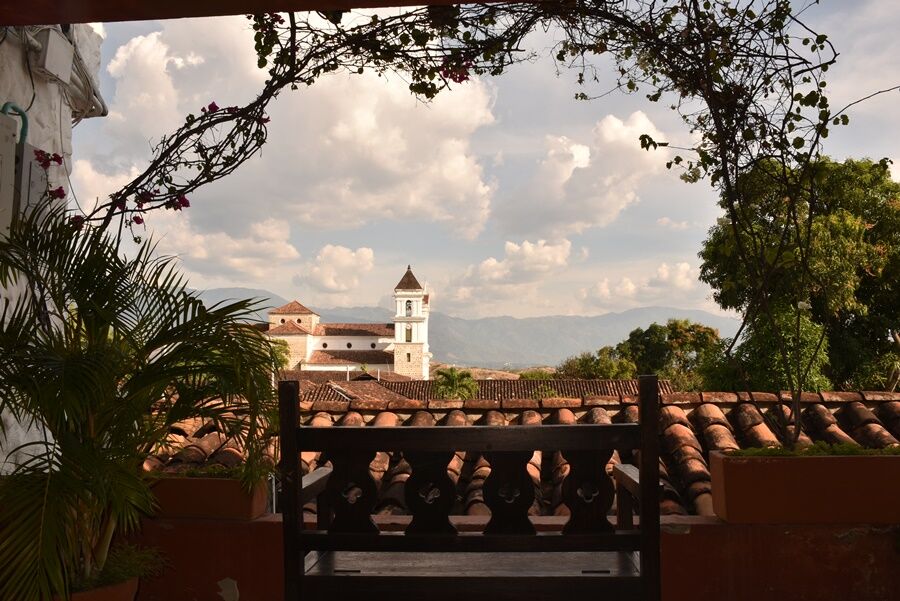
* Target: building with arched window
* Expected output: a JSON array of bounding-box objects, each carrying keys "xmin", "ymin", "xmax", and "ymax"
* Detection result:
[{"xmin": 264, "ymin": 266, "xmax": 431, "ymax": 379}]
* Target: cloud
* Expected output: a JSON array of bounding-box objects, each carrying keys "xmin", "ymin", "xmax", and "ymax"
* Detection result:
[
  {"xmin": 147, "ymin": 215, "xmax": 300, "ymax": 287},
  {"xmin": 296, "ymin": 245, "xmax": 375, "ymax": 294},
  {"xmin": 493, "ymin": 111, "xmax": 668, "ymax": 238},
  {"xmin": 579, "ymin": 261, "xmax": 703, "ymax": 311},
  {"xmin": 75, "ymin": 16, "xmax": 496, "ymax": 243},
  {"xmin": 649, "ymin": 262, "xmax": 696, "ymax": 291},
  {"xmin": 440, "ymin": 239, "xmax": 572, "ymax": 315},
  {"xmin": 656, "ymin": 216, "xmax": 689, "ymax": 230}
]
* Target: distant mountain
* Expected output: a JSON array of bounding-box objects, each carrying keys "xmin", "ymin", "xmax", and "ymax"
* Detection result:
[
  {"xmin": 198, "ymin": 288, "xmax": 740, "ymax": 368},
  {"xmin": 193, "ymin": 287, "xmax": 289, "ymax": 321}
]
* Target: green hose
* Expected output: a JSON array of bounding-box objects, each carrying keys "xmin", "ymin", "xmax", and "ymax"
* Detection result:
[{"xmin": 1, "ymin": 102, "xmax": 29, "ymax": 143}]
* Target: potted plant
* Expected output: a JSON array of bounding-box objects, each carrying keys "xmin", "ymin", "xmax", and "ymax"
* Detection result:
[
  {"xmin": 710, "ymin": 442, "xmax": 900, "ymax": 524},
  {"xmin": 0, "ymin": 207, "xmax": 280, "ymax": 599},
  {"xmin": 149, "ymin": 464, "xmax": 271, "ymax": 521}
]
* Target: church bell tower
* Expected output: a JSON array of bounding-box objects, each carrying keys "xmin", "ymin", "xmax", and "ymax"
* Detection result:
[{"xmin": 392, "ymin": 265, "xmax": 431, "ymax": 379}]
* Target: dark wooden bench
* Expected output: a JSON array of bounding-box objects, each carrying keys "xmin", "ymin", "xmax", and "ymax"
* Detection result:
[{"xmin": 279, "ymin": 375, "xmax": 661, "ymax": 601}]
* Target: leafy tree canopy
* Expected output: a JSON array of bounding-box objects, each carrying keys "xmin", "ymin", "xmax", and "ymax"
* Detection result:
[{"xmin": 699, "ymin": 158, "xmax": 900, "ymax": 389}]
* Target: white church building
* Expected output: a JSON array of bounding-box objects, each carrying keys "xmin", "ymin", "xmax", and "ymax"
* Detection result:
[{"xmin": 265, "ymin": 266, "xmax": 432, "ymax": 380}]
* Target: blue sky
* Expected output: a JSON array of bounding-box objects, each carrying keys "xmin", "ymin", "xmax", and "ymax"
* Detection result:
[{"xmin": 72, "ymin": 1, "xmax": 900, "ymax": 318}]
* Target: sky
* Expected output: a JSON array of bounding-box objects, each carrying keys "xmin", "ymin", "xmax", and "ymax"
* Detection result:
[{"xmin": 71, "ymin": 1, "xmax": 900, "ymax": 319}]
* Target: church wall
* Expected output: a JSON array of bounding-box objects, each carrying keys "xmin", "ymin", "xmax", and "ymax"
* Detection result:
[
  {"xmin": 272, "ymin": 334, "xmax": 308, "ymax": 369},
  {"xmin": 393, "ymin": 343, "xmax": 425, "ymax": 379}
]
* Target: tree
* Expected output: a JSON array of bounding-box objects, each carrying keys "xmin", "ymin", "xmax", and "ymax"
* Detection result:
[
  {"xmin": 556, "ymin": 347, "xmax": 636, "ymax": 380},
  {"xmin": 0, "ymin": 207, "xmax": 280, "ymax": 599},
  {"xmin": 617, "ymin": 320, "xmax": 721, "ymax": 390},
  {"xmin": 700, "ymin": 158, "xmax": 900, "ymax": 389},
  {"xmin": 432, "ymin": 367, "xmax": 479, "ymax": 400},
  {"xmin": 518, "ymin": 369, "xmax": 553, "ymax": 380}
]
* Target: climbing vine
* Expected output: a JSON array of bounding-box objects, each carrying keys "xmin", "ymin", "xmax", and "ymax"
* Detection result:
[{"xmin": 71, "ymin": 1, "xmax": 899, "ymax": 446}]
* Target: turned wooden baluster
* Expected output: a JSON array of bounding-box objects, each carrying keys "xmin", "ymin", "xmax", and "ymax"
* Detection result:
[
  {"xmin": 560, "ymin": 449, "xmax": 615, "ymax": 534},
  {"xmin": 482, "ymin": 451, "xmax": 536, "ymax": 535},
  {"xmin": 324, "ymin": 450, "xmax": 379, "ymax": 533},
  {"xmin": 404, "ymin": 451, "xmax": 457, "ymax": 535}
]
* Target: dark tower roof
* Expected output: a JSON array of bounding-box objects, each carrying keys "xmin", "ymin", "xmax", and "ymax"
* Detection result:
[{"xmin": 394, "ymin": 265, "xmax": 423, "ymax": 291}]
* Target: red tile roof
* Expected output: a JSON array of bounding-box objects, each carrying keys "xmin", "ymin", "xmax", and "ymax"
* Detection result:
[
  {"xmin": 278, "ymin": 369, "xmax": 411, "ymax": 384},
  {"xmin": 313, "ymin": 323, "xmax": 394, "ymax": 337},
  {"xmin": 266, "ymin": 321, "xmax": 311, "ymax": 335},
  {"xmin": 307, "ymin": 350, "xmax": 394, "ymax": 365},
  {"xmin": 394, "ymin": 266, "xmax": 423, "ymax": 291},
  {"xmin": 144, "ymin": 386, "xmax": 900, "ymax": 519},
  {"xmin": 381, "ymin": 379, "xmax": 673, "ymax": 400},
  {"xmin": 270, "ymin": 300, "xmax": 317, "ymax": 315}
]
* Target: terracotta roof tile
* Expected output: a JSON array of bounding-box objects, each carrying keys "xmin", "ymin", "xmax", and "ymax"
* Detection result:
[
  {"xmin": 877, "ymin": 401, "xmax": 900, "ymax": 439},
  {"xmin": 146, "ymin": 387, "xmax": 900, "ymax": 519},
  {"xmin": 313, "ymin": 323, "xmax": 394, "ymax": 337},
  {"xmin": 270, "ymin": 300, "xmax": 317, "ymax": 315},
  {"xmin": 266, "ymin": 320, "xmax": 311, "ymax": 335},
  {"xmin": 802, "ymin": 403, "xmax": 860, "ymax": 446},
  {"xmin": 380, "ymin": 379, "xmax": 673, "ymax": 401},
  {"xmin": 307, "ymin": 350, "xmax": 394, "ymax": 365}
]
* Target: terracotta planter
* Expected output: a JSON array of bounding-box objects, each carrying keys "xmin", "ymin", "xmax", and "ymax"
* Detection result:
[
  {"xmin": 710, "ymin": 450, "xmax": 900, "ymax": 524},
  {"xmin": 63, "ymin": 578, "xmax": 138, "ymax": 601},
  {"xmin": 151, "ymin": 477, "xmax": 268, "ymax": 520}
]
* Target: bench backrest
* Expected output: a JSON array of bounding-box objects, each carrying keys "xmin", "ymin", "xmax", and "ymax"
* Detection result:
[{"xmin": 279, "ymin": 375, "xmax": 660, "ymax": 598}]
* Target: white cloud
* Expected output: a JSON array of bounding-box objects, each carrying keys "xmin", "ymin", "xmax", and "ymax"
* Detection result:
[
  {"xmin": 79, "ymin": 16, "xmax": 496, "ymax": 242},
  {"xmin": 70, "ymin": 159, "xmax": 140, "ymax": 213},
  {"xmin": 439, "ymin": 239, "xmax": 572, "ymax": 315},
  {"xmin": 147, "ymin": 215, "xmax": 300, "ymax": 287},
  {"xmin": 656, "ymin": 216, "xmax": 689, "ymax": 230},
  {"xmin": 297, "ymin": 245, "xmax": 375, "ymax": 294},
  {"xmin": 494, "ymin": 111, "xmax": 668, "ymax": 238},
  {"xmin": 614, "ymin": 277, "xmax": 637, "ymax": 298},
  {"xmin": 650, "ymin": 262, "xmax": 696, "ymax": 291}
]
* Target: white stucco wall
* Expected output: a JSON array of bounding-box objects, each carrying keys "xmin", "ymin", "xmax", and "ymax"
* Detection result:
[{"xmin": 0, "ymin": 24, "xmax": 104, "ymax": 473}]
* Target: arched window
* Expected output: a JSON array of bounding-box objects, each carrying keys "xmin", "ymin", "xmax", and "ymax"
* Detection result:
[
  {"xmin": 405, "ymin": 300, "xmax": 413, "ymax": 317},
  {"xmin": 405, "ymin": 324, "xmax": 413, "ymax": 343}
]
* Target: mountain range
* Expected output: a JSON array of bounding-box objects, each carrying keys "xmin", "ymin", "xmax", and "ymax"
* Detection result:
[{"xmin": 197, "ymin": 287, "xmax": 741, "ymax": 369}]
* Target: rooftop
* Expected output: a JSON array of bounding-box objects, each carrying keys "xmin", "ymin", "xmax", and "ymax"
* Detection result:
[
  {"xmin": 270, "ymin": 300, "xmax": 317, "ymax": 315},
  {"xmin": 394, "ymin": 265, "xmax": 423, "ymax": 291},
  {"xmin": 145, "ymin": 382, "xmax": 900, "ymax": 518}
]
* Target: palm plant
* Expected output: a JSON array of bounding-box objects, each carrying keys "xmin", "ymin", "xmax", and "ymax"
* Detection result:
[
  {"xmin": 0, "ymin": 207, "xmax": 281, "ymax": 600},
  {"xmin": 432, "ymin": 367, "xmax": 479, "ymax": 400}
]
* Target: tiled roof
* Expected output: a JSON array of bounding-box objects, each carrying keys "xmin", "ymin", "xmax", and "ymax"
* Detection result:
[
  {"xmin": 289, "ymin": 392, "xmax": 900, "ymax": 518},
  {"xmin": 270, "ymin": 300, "xmax": 317, "ymax": 315},
  {"xmin": 143, "ymin": 387, "xmax": 900, "ymax": 518},
  {"xmin": 266, "ymin": 321, "xmax": 311, "ymax": 335},
  {"xmin": 381, "ymin": 379, "xmax": 673, "ymax": 401},
  {"xmin": 394, "ymin": 266, "xmax": 423, "ymax": 291},
  {"xmin": 278, "ymin": 369, "xmax": 411, "ymax": 384},
  {"xmin": 307, "ymin": 350, "xmax": 394, "ymax": 365},
  {"xmin": 313, "ymin": 323, "xmax": 394, "ymax": 337}
]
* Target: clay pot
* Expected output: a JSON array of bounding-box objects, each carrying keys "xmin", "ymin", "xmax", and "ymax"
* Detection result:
[
  {"xmin": 710, "ymin": 450, "xmax": 900, "ymax": 524},
  {"xmin": 151, "ymin": 477, "xmax": 268, "ymax": 520}
]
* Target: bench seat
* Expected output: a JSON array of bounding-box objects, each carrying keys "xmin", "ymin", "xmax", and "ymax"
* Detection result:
[{"xmin": 303, "ymin": 550, "xmax": 643, "ymax": 600}]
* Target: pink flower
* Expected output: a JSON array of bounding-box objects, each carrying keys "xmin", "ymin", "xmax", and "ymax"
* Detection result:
[
  {"xmin": 51, "ymin": 153, "xmax": 63, "ymax": 165},
  {"xmin": 257, "ymin": 116, "xmax": 270, "ymax": 124},
  {"xmin": 49, "ymin": 186, "xmax": 66, "ymax": 200},
  {"xmin": 208, "ymin": 101, "xmax": 220, "ymax": 112},
  {"xmin": 34, "ymin": 150, "xmax": 52, "ymax": 169},
  {"xmin": 226, "ymin": 106, "xmax": 239, "ymax": 114},
  {"xmin": 133, "ymin": 215, "xmax": 144, "ymax": 225},
  {"xmin": 177, "ymin": 195, "xmax": 190, "ymax": 209},
  {"xmin": 69, "ymin": 215, "xmax": 85, "ymax": 230}
]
